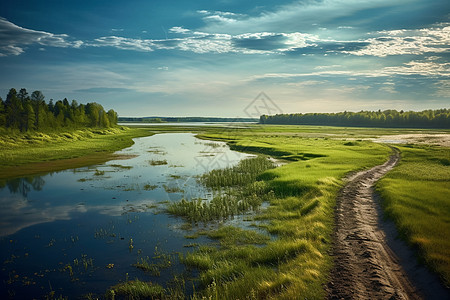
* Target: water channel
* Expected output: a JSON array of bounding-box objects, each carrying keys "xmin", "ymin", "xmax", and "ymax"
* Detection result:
[{"xmin": 0, "ymin": 132, "xmax": 254, "ymax": 298}]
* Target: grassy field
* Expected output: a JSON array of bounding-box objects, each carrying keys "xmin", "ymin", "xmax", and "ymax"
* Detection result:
[
  {"xmin": 167, "ymin": 126, "xmax": 392, "ymax": 299},
  {"xmin": 0, "ymin": 127, "xmax": 151, "ymax": 181},
  {"xmin": 377, "ymin": 144, "xmax": 450, "ymax": 287},
  {"xmin": 2, "ymin": 124, "xmax": 448, "ymax": 298},
  {"xmin": 106, "ymin": 124, "xmax": 449, "ymax": 299}
]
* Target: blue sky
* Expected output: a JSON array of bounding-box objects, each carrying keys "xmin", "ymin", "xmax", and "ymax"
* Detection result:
[{"xmin": 0, "ymin": 0, "xmax": 449, "ymax": 117}]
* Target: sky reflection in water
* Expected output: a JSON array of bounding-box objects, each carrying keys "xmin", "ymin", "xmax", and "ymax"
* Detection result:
[{"xmin": 0, "ymin": 133, "xmax": 253, "ymax": 298}]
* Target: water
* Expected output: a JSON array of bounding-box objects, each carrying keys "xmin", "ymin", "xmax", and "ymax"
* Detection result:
[
  {"xmin": 118, "ymin": 122, "xmax": 256, "ymax": 127},
  {"xmin": 0, "ymin": 133, "xmax": 253, "ymax": 299}
]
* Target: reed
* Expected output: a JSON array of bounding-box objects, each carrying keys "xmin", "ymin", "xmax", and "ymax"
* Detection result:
[
  {"xmin": 167, "ymin": 156, "xmax": 276, "ymax": 222},
  {"xmin": 199, "ymin": 156, "xmax": 275, "ymax": 188},
  {"xmin": 106, "ymin": 280, "xmax": 165, "ymax": 299},
  {"xmin": 149, "ymin": 159, "xmax": 168, "ymax": 166}
]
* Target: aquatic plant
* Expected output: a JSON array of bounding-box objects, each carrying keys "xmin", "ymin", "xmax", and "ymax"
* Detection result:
[
  {"xmin": 133, "ymin": 246, "xmax": 174, "ymax": 276},
  {"xmin": 199, "ymin": 156, "xmax": 275, "ymax": 188},
  {"xmin": 94, "ymin": 169, "xmax": 105, "ymax": 176},
  {"xmin": 163, "ymin": 184, "xmax": 184, "ymax": 194},
  {"xmin": 168, "ymin": 157, "xmax": 276, "ymax": 222},
  {"xmin": 143, "ymin": 184, "xmax": 158, "ymax": 190},
  {"xmin": 167, "ymin": 157, "xmax": 274, "ymax": 222},
  {"xmin": 167, "ymin": 187, "xmax": 275, "ymax": 222},
  {"xmin": 149, "ymin": 159, "xmax": 168, "ymax": 166},
  {"xmin": 106, "ymin": 280, "xmax": 165, "ymax": 299}
]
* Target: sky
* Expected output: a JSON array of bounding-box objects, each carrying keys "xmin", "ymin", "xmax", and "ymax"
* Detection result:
[{"xmin": 0, "ymin": 0, "xmax": 449, "ymax": 117}]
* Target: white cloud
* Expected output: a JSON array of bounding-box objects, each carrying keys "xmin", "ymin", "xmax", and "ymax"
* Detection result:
[
  {"xmin": 434, "ymin": 80, "xmax": 450, "ymax": 98},
  {"xmin": 91, "ymin": 36, "xmax": 154, "ymax": 52},
  {"xmin": 198, "ymin": 0, "xmax": 410, "ymax": 34},
  {"xmin": 1, "ymin": 16, "xmax": 448, "ymax": 61},
  {"xmin": 0, "ymin": 17, "xmax": 83, "ymax": 56},
  {"xmin": 177, "ymin": 36, "xmax": 234, "ymax": 53},
  {"xmin": 0, "ymin": 45, "xmax": 24, "ymax": 57},
  {"xmin": 381, "ymin": 61, "xmax": 450, "ymax": 76},
  {"xmin": 197, "ymin": 10, "xmax": 247, "ymax": 24},
  {"xmin": 249, "ymin": 59, "xmax": 450, "ymax": 81},
  {"xmin": 346, "ymin": 25, "xmax": 450, "ymax": 57},
  {"xmin": 169, "ymin": 26, "xmax": 191, "ymax": 34}
]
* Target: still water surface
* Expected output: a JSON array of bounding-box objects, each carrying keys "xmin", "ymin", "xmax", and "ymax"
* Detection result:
[{"xmin": 0, "ymin": 133, "xmax": 253, "ymax": 298}]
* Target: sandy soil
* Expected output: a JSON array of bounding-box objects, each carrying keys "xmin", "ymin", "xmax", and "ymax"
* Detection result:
[
  {"xmin": 326, "ymin": 148, "xmax": 449, "ymax": 299},
  {"xmin": 372, "ymin": 134, "xmax": 450, "ymax": 147}
]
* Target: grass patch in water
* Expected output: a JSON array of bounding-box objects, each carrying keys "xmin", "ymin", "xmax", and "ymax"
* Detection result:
[
  {"xmin": 149, "ymin": 159, "xmax": 168, "ymax": 166},
  {"xmin": 94, "ymin": 169, "xmax": 105, "ymax": 176},
  {"xmin": 106, "ymin": 280, "xmax": 165, "ymax": 299},
  {"xmin": 163, "ymin": 184, "xmax": 184, "ymax": 193},
  {"xmin": 133, "ymin": 255, "xmax": 172, "ymax": 277},
  {"xmin": 167, "ymin": 156, "xmax": 276, "ymax": 222},
  {"xmin": 147, "ymin": 149, "xmax": 167, "ymax": 155},
  {"xmin": 143, "ymin": 184, "xmax": 158, "ymax": 191},
  {"xmin": 199, "ymin": 156, "xmax": 275, "ymax": 188},
  {"xmin": 109, "ymin": 164, "xmax": 133, "ymax": 169}
]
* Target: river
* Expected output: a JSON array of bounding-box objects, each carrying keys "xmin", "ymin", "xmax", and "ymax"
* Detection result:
[{"xmin": 0, "ymin": 132, "xmax": 253, "ymax": 298}]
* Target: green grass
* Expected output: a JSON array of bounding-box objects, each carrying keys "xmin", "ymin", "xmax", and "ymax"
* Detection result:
[
  {"xmin": 206, "ymin": 226, "xmax": 270, "ymax": 246},
  {"xmin": 174, "ymin": 127, "xmax": 392, "ymax": 299},
  {"xmin": 167, "ymin": 157, "xmax": 276, "ymax": 222},
  {"xmin": 133, "ymin": 254, "xmax": 173, "ymax": 277},
  {"xmin": 0, "ymin": 127, "xmax": 151, "ymax": 181},
  {"xmin": 377, "ymin": 144, "xmax": 450, "ymax": 286},
  {"xmin": 199, "ymin": 156, "xmax": 275, "ymax": 188},
  {"xmin": 3, "ymin": 123, "xmax": 447, "ymax": 297},
  {"xmin": 106, "ymin": 280, "xmax": 165, "ymax": 299},
  {"xmin": 149, "ymin": 159, "xmax": 168, "ymax": 166}
]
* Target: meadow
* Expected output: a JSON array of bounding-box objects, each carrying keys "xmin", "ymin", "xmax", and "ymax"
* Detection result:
[
  {"xmin": 165, "ymin": 125, "xmax": 448, "ymax": 299},
  {"xmin": 377, "ymin": 144, "xmax": 450, "ymax": 286},
  {"xmin": 171, "ymin": 127, "xmax": 392, "ymax": 299},
  {"xmin": 1, "ymin": 124, "xmax": 448, "ymax": 298},
  {"xmin": 0, "ymin": 127, "xmax": 151, "ymax": 181}
]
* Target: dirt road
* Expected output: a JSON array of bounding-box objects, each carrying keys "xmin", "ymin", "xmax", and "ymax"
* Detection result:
[{"xmin": 326, "ymin": 148, "xmax": 448, "ymax": 299}]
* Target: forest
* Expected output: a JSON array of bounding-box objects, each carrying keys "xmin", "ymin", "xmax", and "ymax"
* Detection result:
[
  {"xmin": 260, "ymin": 109, "xmax": 450, "ymax": 128},
  {"xmin": 0, "ymin": 88, "xmax": 118, "ymax": 132},
  {"xmin": 119, "ymin": 116, "xmax": 258, "ymax": 123}
]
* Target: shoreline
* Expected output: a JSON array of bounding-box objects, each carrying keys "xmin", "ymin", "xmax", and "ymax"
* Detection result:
[{"xmin": 0, "ymin": 127, "xmax": 152, "ymax": 182}]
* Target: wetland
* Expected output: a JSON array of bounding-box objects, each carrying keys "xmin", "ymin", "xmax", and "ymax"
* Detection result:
[{"xmin": 0, "ymin": 132, "xmax": 254, "ymax": 299}]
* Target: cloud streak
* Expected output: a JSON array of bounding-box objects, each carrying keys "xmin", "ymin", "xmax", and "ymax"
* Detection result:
[
  {"xmin": 346, "ymin": 25, "xmax": 450, "ymax": 57},
  {"xmin": 0, "ymin": 17, "xmax": 82, "ymax": 56},
  {"xmin": 1, "ymin": 17, "xmax": 448, "ymax": 59}
]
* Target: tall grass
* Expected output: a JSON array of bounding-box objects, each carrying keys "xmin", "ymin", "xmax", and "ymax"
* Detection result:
[
  {"xmin": 199, "ymin": 156, "xmax": 275, "ymax": 188},
  {"xmin": 377, "ymin": 144, "xmax": 450, "ymax": 286},
  {"xmin": 174, "ymin": 130, "xmax": 391, "ymax": 299},
  {"xmin": 167, "ymin": 157, "xmax": 276, "ymax": 222},
  {"xmin": 106, "ymin": 280, "xmax": 165, "ymax": 299}
]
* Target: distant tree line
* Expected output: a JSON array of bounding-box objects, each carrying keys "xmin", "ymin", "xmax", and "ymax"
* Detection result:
[
  {"xmin": 260, "ymin": 109, "xmax": 450, "ymax": 128},
  {"xmin": 0, "ymin": 88, "xmax": 118, "ymax": 132},
  {"xmin": 119, "ymin": 116, "xmax": 258, "ymax": 123}
]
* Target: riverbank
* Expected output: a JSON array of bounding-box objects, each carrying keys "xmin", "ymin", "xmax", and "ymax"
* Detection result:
[
  {"xmin": 170, "ymin": 127, "xmax": 393, "ymax": 299},
  {"xmin": 1, "ymin": 124, "xmax": 448, "ymax": 298},
  {"xmin": 0, "ymin": 127, "xmax": 152, "ymax": 181}
]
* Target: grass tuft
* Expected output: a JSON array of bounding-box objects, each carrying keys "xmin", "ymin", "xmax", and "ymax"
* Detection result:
[{"xmin": 377, "ymin": 144, "xmax": 450, "ymax": 286}]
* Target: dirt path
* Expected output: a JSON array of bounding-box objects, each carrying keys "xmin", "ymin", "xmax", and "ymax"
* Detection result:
[{"xmin": 326, "ymin": 148, "xmax": 429, "ymax": 299}]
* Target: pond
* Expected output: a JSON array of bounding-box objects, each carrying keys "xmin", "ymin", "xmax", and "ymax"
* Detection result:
[{"xmin": 0, "ymin": 133, "xmax": 254, "ymax": 299}]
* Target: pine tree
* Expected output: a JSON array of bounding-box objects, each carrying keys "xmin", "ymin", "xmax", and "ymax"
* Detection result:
[
  {"xmin": 5, "ymin": 88, "xmax": 23, "ymax": 130},
  {"xmin": 31, "ymin": 91, "xmax": 45, "ymax": 130},
  {"xmin": 0, "ymin": 97, "xmax": 5, "ymax": 127}
]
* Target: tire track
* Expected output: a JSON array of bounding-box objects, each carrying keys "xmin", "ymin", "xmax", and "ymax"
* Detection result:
[{"xmin": 326, "ymin": 148, "xmax": 422, "ymax": 300}]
